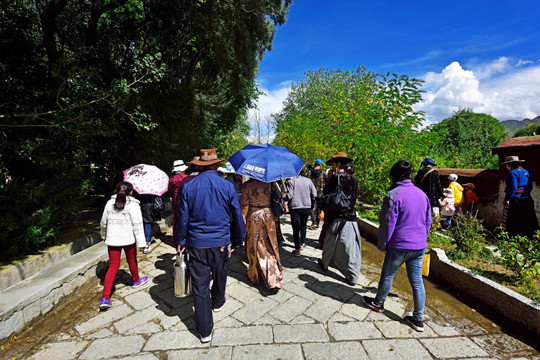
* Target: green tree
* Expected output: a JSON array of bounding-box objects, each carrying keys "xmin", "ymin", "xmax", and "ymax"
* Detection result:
[
  {"xmin": 0, "ymin": 0, "xmax": 291, "ymax": 260},
  {"xmin": 513, "ymin": 124, "xmax": 540, "ymax": 137},
  {"xmin": 274, "ymin": 67, "xmax": 428, "ymax": 203},
  {"xmin": 424, "ymin": 109, "xmax": 507, "ymax": 169}
]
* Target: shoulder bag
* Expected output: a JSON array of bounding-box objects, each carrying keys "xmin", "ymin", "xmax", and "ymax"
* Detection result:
[
  {"xmin": 270, "ymin": 183, "xmax": 286, "ymax": 217},
  {"xmin": 319, "ymin": 174, "xmax": 350, "ymax": 212}
]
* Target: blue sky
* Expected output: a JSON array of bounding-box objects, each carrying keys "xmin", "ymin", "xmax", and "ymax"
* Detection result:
[{"xmin": 250, "ymin": 0, "xmax": 540, "ymax": 130}]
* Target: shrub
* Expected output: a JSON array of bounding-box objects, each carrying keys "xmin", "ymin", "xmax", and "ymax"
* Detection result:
[
  {"xmin": 445, "ymin": 213, "xmax": 486, "ymax": 260},
  {"xmin": 496, "ymin": 230, "xmax": 540, "ymax": 279}
]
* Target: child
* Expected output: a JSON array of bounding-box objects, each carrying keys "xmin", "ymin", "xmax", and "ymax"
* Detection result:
[
  {"xmin": 462, "ymin": 183, "xmax": 479, "ymax": 213},
  {"xmin": 447, "ymin": 174, "xmax": 464, "ymax": 208},
  {"xmin": 99, "ymin": 181, "xmax": 149, "ymax": 309},
  {"xmin": 439, "ymin": 188, "xmax": 455, "ymax": 229}
]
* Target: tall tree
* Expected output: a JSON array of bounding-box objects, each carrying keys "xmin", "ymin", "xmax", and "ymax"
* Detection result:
[
  {"xmin": 274, "ymin": 67, "xmax": 428, "ymax": 203},
  {"xmin": 0, "ymin": 0, "xmax": 291, "ymax": 259},
  {"xmin": 425, "ymin": 109, "xmax": 507, "ymax": 169}
]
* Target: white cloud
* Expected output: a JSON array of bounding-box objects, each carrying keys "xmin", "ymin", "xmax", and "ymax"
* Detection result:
[
  {"xmin": 247, "ymin": 83, "xmax": 291, "ymax": 142},
  {"xmin": 415, "ymin": 60, "xmax": 540, "ymax": 124},
  {"xmin": 516, "ymin": 59, "xmax": 533, "ymax": 67}
]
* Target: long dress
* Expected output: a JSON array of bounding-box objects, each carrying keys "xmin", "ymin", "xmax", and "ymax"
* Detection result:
[{"xmin": 241, "ymin": 179, "xmax": 283, "ymax": 289}]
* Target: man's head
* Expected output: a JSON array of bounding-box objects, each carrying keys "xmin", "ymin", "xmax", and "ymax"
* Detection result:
[
  {"xmin": 314, "ymin": 159, "xmax": 324, "ymax": 168},
  {"xmin": 390, "ymin": 160, "xmax": 412, "ymax": 182}
]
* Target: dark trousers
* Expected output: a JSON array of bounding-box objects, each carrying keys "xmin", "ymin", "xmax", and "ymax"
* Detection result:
[
  {"xmin": 290, "ymin": 208, "xmax": 311, "ymax": 250},
  {"xmin": 313, "ymin": 198, "xmax": 322, "ymax": 226},
  {"xmin": 188, "ymin": 246, "xmax": 230, "ymax": 337}
]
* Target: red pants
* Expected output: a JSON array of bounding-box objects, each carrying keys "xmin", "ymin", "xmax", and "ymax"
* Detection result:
[{"xmin": 102, "ymin": 244, "xmax": 140, "ymax": 299}]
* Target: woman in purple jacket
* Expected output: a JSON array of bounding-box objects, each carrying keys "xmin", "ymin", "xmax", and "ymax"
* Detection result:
[{"xmin": 363, "ymin": 160, "xmax": 431, "ymax": 332}]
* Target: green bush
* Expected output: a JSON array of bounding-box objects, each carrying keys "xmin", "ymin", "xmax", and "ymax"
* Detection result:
[
  {"xmin": 445, "ymin": 213, "xmax": 487, "ymax": 260},
  {"xmin": 496, "ymin": 230, "xmax": 540, "ymax": 279}
]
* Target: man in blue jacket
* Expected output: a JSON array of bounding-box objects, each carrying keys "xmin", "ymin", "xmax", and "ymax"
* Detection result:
[
  {"xmin": 176, "ymin": 149, "xmax": 245, "ymax": 343},
  {"xmin": 364, "ymin": 160, "xmax": 431, "ymax": 332}
]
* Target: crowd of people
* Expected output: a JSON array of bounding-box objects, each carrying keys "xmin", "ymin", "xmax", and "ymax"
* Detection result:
[{"xmin": 98, "ymin": 147, "xmax": 538, "ymax": 342}]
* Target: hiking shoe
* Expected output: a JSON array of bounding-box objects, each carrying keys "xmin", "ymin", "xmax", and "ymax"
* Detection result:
[
  {"xmin": 199, "ymin": 333, "xmax": 212, "ymax": 343},
  {"xmin": 292, "ymin": 249, "xmax": 301, "ymax": 257},
  {"xmin": 299, "ymin": 243, "xmax": 306, "ymax": 251},
  {"xmin": 363, "ymin": 296, "xmax": 384, "ymax": 312},
  {"xmin": 143, "ymin": 246, "xmax": 152, "ymax": 254},
  {"xmin": 404, "ymin": 315, "xmax": 424, "ymax": 332},
  {"xmin": 99, "ymin": 298, "xmax": 111, "ymax": 309},
  {"xmin": 132, "ymin": 276, "xmax": 149, "ymax": 288}
]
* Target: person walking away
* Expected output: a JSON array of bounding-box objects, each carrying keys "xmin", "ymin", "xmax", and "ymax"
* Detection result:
[
  {"xmin": 439, "ymin": 188, "xmax": 455, "ymax": 229},
  {"xmin": 364, "ymin": 160, "xmax": 431, "ymax": 332},
  {"xmin": 169, "ymin": 160, "xmax": 188, "ymax": 244},
  {"xmin": 173, "ymin": 156, "xmax": 201, "ymax": 228},
  {"xmin": 99, "ymin": 181, "xmax": 149, "ymax": 309},
  {"xmin": 501, "ymin": 156, "xmax": 540, "ymax": 238},
  {"xmin": 241, "ymin": 179, "xmax": 283, "ymax": 290},
  {"xmin": 221, "ymin": 162, "xmax": 244, "ymax": 205},
  {"xmin": 447, "ymin": 174, "xmax": 463, "ymax": 209},
  {"xmin": 309, "ymin": 159, "xmax": 328, "ymax": 230},
  {"xmin": 462, "ymin": 183, "xmax": 479, "ymax": 214},
  {"xmin": 284, "ymin": 172, "xmax": 317, "ymax": 256},
  {"xmin": 176, "ymin": 149, "xmax": 245, "ymax": 343},
  {"xmin": 136, "ymin": 193, "xmax": 165, "ymax": 254},
  {"xmin": 318, "ymin": 152, "xmax": 358, "ymax": 246},
  {"xmin": 414, "ymin": 157, "xmax": 443, "ymax": 218}
]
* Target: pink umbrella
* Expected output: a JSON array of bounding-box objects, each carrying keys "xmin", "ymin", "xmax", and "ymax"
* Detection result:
[{"xmin": 123, "ymin": 164, "xmax": 169, "ymax": 196}]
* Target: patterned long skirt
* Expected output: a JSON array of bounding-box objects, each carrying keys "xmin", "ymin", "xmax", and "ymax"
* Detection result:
[{"xmin": 246, "ymin": 208, "xmax": 283, "ymax": 289}]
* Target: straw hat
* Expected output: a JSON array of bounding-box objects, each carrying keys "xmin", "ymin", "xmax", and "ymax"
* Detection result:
[
  {"xmin": 190, "ymin": 149, "xmax": 224, "ymax": 166},
  {"xmin": 326, "ymin": 152, "xmax": 353, "ymax": 165}
]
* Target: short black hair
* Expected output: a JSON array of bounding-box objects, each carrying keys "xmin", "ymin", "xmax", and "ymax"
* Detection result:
[{"xmin": 390, "ymin": 160, "xmax": 412, "ymax": 182}]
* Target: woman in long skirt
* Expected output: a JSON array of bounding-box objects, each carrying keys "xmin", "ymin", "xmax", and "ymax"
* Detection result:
[{"xmin": 241, "ymin": 179, "xmax": 283, "ymax": 289}]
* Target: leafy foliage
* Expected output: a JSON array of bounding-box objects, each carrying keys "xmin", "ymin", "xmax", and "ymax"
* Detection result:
[
  {"xmin": 274, "ymin": 67, "xmax": 428, "ymax": 203},
  {"xmin": 496, "ymin": 230, "xmax": 540, "ymax": 279},
  {"xmin": 423, "ymin": 109, "xmax": 507, "ymax": 169},
  {"xmin": 513, "ymin": 124, "xmax": 540, "ymax": 137},
  {"xmin": 0, "ymin": 0, "xmax": 291, "ymax": 260}
]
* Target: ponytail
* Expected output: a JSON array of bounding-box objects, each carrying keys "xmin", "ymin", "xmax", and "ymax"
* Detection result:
[{"xmin": 114, "ymin": 181, "xmax": 133, "ymax": 209}]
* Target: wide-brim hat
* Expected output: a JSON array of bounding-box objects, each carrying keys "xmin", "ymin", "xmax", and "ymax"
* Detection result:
[
  {"xmin": 191, "ymin": 149, "xmax": 224, "ymax": 166},
  {"xmin": 326, "ymin": 152, "xmax": 353, "ymax": 165},
  {"xmin": 172, "ymin": 160, "xmax": 188, "ymax": 172},
  {"xmin": 187, "ymin": 156, "xmax": 199, "ymax": 166},
  {"xmin": 500, "ymin": 155, "xmax": 524, "ymax": 164}
]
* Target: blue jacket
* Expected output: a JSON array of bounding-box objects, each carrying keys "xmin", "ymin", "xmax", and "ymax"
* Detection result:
[
  {"xmin": 378, "ymin": 179, "xmax": 431, "ymax": 251},
  {"xmin": 505, "ymin": 168, "xmax": 532, "ymax": 201},
  {"xmin": 176, "ymin": 169, "xmax": 245, "ymax": 248}
]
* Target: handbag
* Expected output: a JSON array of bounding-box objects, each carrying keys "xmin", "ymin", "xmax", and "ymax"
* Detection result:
[
  {"xmin": 319, "ymin": 174, "xmax": 350, "ymax": 211},
  {"xmin": 270, "ymin": 184, "xmax": 286, "ymax": 217}
]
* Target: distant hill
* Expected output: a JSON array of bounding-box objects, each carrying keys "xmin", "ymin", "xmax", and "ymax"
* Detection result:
[{"xmin": 501, "ymin": 116, "xmax": 540, "ymax": 137}]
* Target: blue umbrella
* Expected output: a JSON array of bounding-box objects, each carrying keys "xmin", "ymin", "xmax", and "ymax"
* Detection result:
[{"xmin": 229, "ymin": 144, "xmax": 305, "ymax": 183}]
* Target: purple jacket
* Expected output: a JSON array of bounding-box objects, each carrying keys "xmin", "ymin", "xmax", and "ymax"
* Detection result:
[{"xmin": 378, "ymin": 179, "xmax": 431, "ymax": 251}]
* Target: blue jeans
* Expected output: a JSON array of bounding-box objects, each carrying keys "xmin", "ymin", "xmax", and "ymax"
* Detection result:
[
  {"xmin": 144, "ymin": 223, "xmax": 152, "ymax": 245},
  {"xmin": 375, "ymin": 247, "xmax": 426, "ymax": 321}
]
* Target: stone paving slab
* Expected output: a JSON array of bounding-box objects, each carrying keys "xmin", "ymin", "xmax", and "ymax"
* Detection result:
[{"xmin": 2, "ymin": 217, "xmax": 540, "ymax": 359}]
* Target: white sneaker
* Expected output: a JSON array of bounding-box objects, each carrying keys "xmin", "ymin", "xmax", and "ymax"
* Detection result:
[
  {"xmin": 200, "ymin": 333, "xmax": 211, "ymax": 343},
  {"xmin": 143, "ymin": 246, "xmax": 151, "ymax": 254}
]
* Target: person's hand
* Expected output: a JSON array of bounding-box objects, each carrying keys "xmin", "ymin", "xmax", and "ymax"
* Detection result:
[{"xmin": 177, "ymin": 244, "xmax": 184, "ymax": 254}]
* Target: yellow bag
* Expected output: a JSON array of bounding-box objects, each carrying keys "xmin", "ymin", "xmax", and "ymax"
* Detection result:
[{"xmin": 401, "ymin": 253, "xmax": 431, "ymax": 277}]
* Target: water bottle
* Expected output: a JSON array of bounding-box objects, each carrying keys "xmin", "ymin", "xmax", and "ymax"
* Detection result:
[{"xmin": 174, "ymin": 252, "xmax": 191, "ymax": 298}]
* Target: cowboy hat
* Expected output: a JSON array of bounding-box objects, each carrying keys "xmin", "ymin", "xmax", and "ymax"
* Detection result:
[
  {"xmin": 191, "ymin": 149, "xmax": 224, "ymax": 166},
  {"xmin": 500, "ymin": 155, "xmax": 524, "ymax": 164},
  {"xmin": 172, "ymin": 160, "xmax": 188, "ymax": 172},
  {"xmin": 326, "ymin": 152, "xmax": 353, "ymax": 165}
]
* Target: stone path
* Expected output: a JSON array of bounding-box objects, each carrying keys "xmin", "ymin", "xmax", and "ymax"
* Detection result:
[{"xmin": 5, "ymin": 218, "xmax": 540, "ymax": 359}]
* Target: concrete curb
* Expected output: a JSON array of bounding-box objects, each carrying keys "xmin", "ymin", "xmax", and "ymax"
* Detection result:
[
  {"xmin": 0, "ymin": 239, "xmax": 107, "ymax": 339},
  {"xmin": 0, "ymin": 232, "xmax": 102, "ymax": 292},
  {"xmin": 356, "ymin": 217, "xmax": 540, "ymax": 338}
]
